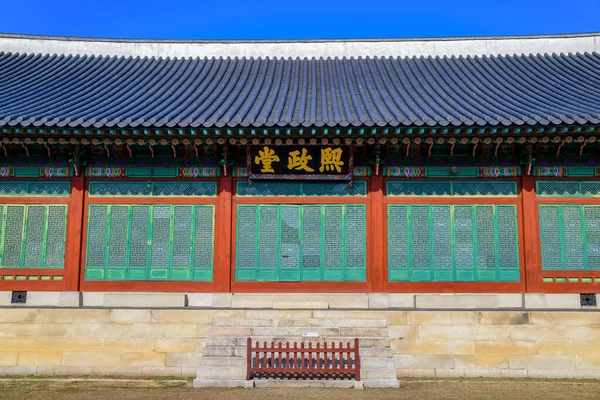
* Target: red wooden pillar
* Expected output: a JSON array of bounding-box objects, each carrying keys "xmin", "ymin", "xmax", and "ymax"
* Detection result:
[
  {"xmin": 64, "ymin": 174, "xmax": 85, "ymax": 291},
  {"xmin": 369, "ymin": 174, "xmax": 385, "ymax": 292},
  {"xmin": 521, "ymin": 175, "xmax": 540, "ymax": 292},
  {"xmin": 214, "ymin": 173, "xmax": 233, "ymax": 292}
]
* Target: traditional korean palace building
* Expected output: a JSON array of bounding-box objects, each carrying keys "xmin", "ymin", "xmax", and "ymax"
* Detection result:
[
  {"xmin": 1, "ymin": 32, "xmax": 600, "ymax": 297},
  {"xmin": 0, "ymin": 32, "xmax": 600, "ymax": 384}
]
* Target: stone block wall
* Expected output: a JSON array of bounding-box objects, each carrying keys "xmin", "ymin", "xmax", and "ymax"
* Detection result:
[
  {"xmin": 0, "ymin": 308, "xmax": 223, "ymax": 377},
  {"xmin": 389, "ymin": 311, "xmax": 600, "ymax": 378},
  {"xmin": 0, "ymin": 308, "xmax": 599, "ymax": 379}
]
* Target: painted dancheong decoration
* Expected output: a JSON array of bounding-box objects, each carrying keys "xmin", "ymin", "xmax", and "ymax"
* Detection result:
[{"xmin": 0, "ymin": 33, "xmax": 599, "ymax": 294}]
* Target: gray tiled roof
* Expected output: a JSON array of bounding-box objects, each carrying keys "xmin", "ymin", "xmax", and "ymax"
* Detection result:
[{"xmin": 1, "ymin": 52, "xmax": 599, "ymax": 129}]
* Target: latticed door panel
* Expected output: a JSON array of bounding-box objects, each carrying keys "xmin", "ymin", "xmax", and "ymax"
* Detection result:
[
  {"xmin": 172, "ymin": 206, "xmax": 193, "ymax": 277},
  {"xmin": 388, "ymin": 204, "xmax": 520, "ymax": 282},
  {"xmin": 301, "ymin": 205, "xmax": 322, "ymax": 278},
  {"xmin": 345, "ymin": 205, "xmax": 367, "ymax": 280},
  {"xmin": 323, "ymin": 206, "xmax": 344, "ymax": 278},
  {"xmin": 539, "ymin": 205, "xmax": 600, "ymax": 270},
  {"xmin": 84, "ymin": 204, "xmax": 214, "ymax": 281},
  {"xmin": 235, "ymin": 205, "xmax": 258, "ymax": 271},
  {"xmin": 280, "ymin": 206, "xmax": 301, "ymax": 281},
  {"xmin": 259, "ymin": 206, "xmax": 279, "ymax": 274},
  {"xmin": 0, "ymin": 204, "xmax": 68, "ymax": 269},
  {"xmin": 235, "ymin": 204, "xmax": 367, "ymax": 282},
  {"xmin": 454, "ymin": 205, "xmax": 474, "ymax": 271}
]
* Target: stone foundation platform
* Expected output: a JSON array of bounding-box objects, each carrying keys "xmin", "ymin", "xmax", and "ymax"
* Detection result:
[{"xmin": 0, "ymin": 293, "xmax": 599, "ymax": 381}]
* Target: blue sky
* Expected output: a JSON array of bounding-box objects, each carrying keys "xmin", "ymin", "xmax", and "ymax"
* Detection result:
[{"xmin": 1, "ymin": 0, "xmax": 599, "ymax": 39}]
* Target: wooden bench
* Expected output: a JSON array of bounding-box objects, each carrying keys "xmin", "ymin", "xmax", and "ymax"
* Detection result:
[{"xmin": 246, "ymin": 338, "xmax": 360, "ymax": 381}]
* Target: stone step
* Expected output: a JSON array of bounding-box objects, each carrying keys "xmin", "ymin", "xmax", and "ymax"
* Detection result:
[
  {"xmin": 361, "ymin": 369, "xmax": 398, "ymax": 380},
  {"xmin": 250, "ymin": 327, "xmax": 341, "ymax": 337},
  {"xmin": 203, "ymin": 345, "xmax": 246, "ymax": 357},
  {"xmin": 216, "ymin": 336, "xmax": 392, "ymax": 347},
  {"xmin": 205, "ymin": 337, "xmax": 244, "ymax": 346},
  {"xmin": 193, "ymin": 378, "xmax": 250, "ymax": 388},
  {"xmin": 253, "ymin": 379, "xmax": 356, "ymax": 388},
  {"xmin": 341, "ymin": 338, "xmax": 391, "ymax": 347},
  {"xmin": 197, "ymin": 366, "xmax": 247, "ymax": 380},
  {"xmin": 200, "ymin": 356, "xmax": 247, "ymax": 367},
  {"xmin": 362, "ymin": 379, "xmax": 401, "ymax": 388},
  {"xmin": 360, "ymin": 357, "xmax": 396, "ymax": 369},
  {"xmin": 248, "ymin": 327, "xmax": 390, "ymax": 338},
  {"xmin": 247, "ymin": 337, "xmax": 359, "ymax": 346},
  {"xmin": 208, "ymin": 327, "xmax": 252, "ymax": 337},
  {"xmin": 359, "ymin": 347, "xmax": 393, "ymax": 357},
  {"xmin": 212, "ymin": 318, "xmax": 273, "ymax": 327},
  {"xmin": 323, "ymin": 319, "xmax": 388, "ymax": 328}
]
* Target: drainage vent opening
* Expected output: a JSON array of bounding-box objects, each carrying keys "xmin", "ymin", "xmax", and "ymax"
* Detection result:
[
  {"xmin": 580, "ymin": 293, "xmax": 597, "ymax": 307},
  {"xmin": 11, "ymin": 291, "xmax": 27, "ymax": 304}
]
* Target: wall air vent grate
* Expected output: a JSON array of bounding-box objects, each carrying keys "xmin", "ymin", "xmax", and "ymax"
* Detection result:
[
  {"xmin": 580, "ymin": 293, "xmax": 597, "ymax": 307},
  {"xmin": 11, "ymin": 291, "xmax": 27, "ymax": 304}
]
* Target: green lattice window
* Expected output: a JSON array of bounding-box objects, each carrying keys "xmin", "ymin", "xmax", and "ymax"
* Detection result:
[
  {"xmin": 537, "ymin": 181, "xmax": 600, "ymax": 197},
  {"xmin": 84, "ymin": 204, "xmax": 214, "ymax": 281},
  {"xmin": 0, "ymin": 181, "xmax": 70, "ymax": 197},
  {"xmin": 386, "ymin": 181, "xmax": 517, "ymax": 197},
  {"xmin": 235, "ymin": 204, "xmax": 366, "ymax": 282},
  {"xmin": 88, "ymin": 181, "xmax": 217, "ymax": 197},
  {"xmin": 388, "ymin": 204, "xmax": 520, "ymax": 282},
  {"xmin": 539, "ymin": 205, "xmax": 600, "ymax": 270},
  {"xmin": 236, "ymin": 181, "xmax": 367, "ymax": 197},
  {"xmin": 0, "ymin": 204, "xmax": 68, "ymax": 268}
]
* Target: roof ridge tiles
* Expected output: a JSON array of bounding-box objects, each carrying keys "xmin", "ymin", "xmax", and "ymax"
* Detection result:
[
  {"xmin": 0, "ymin": 52, "xmax": 599, "ymax": 129},
  {"xmin": 1, "ymin": 32, "xmax": 599, "ymax": 59}
]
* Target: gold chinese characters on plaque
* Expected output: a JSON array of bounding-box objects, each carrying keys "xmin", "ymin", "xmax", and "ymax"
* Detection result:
[{"xmin": 247, "ymin": 145, "xmax": 353, "ymax": 180}]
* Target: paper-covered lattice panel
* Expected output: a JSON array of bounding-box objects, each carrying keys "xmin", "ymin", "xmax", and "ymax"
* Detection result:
[
  {"xmin": 235, "ymin": 205, "xmax": 258, "ymax": 271},
  {"xmin": 562, "ymin": 206, "xmax": 585, "ymax": 269},
  {"xmin": 454, "ymin": 205, "xmax": 474, "ymax": 270},
  {"xmin": 129, "ymin": 206, "xmax": 150, "ymax": 269},
  {"xmin": 280, "ymin": 206, "xmax": 300, "ymax": 270},
  {"xmin": 44, "ymin": 206, "xmax": 68, "ymax": 268},
  {"xmin": 539, "ymin": 206, "xmax": 562, "ymax": 270},
  {"xmin": 388, "ymin": 205, "xmax": 409, "ymax": 271},
  {"xmin": 387, "ymin": 181, "xmax": 517, "ymax": 197},
  {"xmin": 432, "ymin": 206, "xmax": 452, "ymax": 269},
  {"xmin": 23, "ymin": 206, "xmax": 45, "ymax": 268},
  {"xmin": 475, "ymin": 205, "xmax": 496, "ymax": 269},
  {"xmin": 345, "ymin": 205, "xmax": 366, "ymax": 269},
  {"xmin": 387, "ymin": 181, "xmax": 451, "ymax": 197},
  {"xmin": 88, "ymin": 182, "xmax": 217, "ymax": 197},
  {"xmin": 496, "ymin": 205, "xmax": 519, "ymax": 269},
  {"xmin": 193, "ymin": 206, "xmax": 215, "ymax": 272},
  {"xmin": 535, "ymin": 181, "xmax": 600, "ymax": 198},
  {"xmin": 0, "ymin": 181, "xmax": 70, "ymax": 197},
  {"xmin": 323, "ymin": 205, "xmax": 344, "ymax": 271},
  {"xmin": 172, "ymin": 206, "xmax": 193, "ymax": 269},
  {"xmin": 301, "ymin": 206, "xmax": 321, "ymax": 271},
  {"xmin": 258, "ymin": 206, "xmax": 279, "ymax": 270},
  {"xmin": 236, "ymin": 181, "xmax": 366, "ymax": 197}
]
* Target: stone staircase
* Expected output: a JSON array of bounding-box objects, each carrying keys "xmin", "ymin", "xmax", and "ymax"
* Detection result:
[{"xmin": 193, "ymin": 315, "xmax": 400, "ymax": 388}]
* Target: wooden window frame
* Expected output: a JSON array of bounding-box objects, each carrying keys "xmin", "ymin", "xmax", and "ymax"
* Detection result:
[
  {"xmin": 0, "ymin": 176, "xmax": 82, "ymax": 291},
  {"xmin": 79, "ymin": 176, "xmax": 224, "ymax": 293},
  {"xmin": 383, "ymin": 177, "xmax": 527, "ymax": 293},
  {"xmin": 525, "ymin": 176, "xmax": 600, "ymax": 293},
  {"xmin": 230, "ymin": 177, "xmax": 372, "ymax": 293}
]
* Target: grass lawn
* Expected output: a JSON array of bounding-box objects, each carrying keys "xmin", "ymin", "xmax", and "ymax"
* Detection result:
[{"xmin": 1, "ymin": 378, "xmax": 599, "ymax": 400}]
